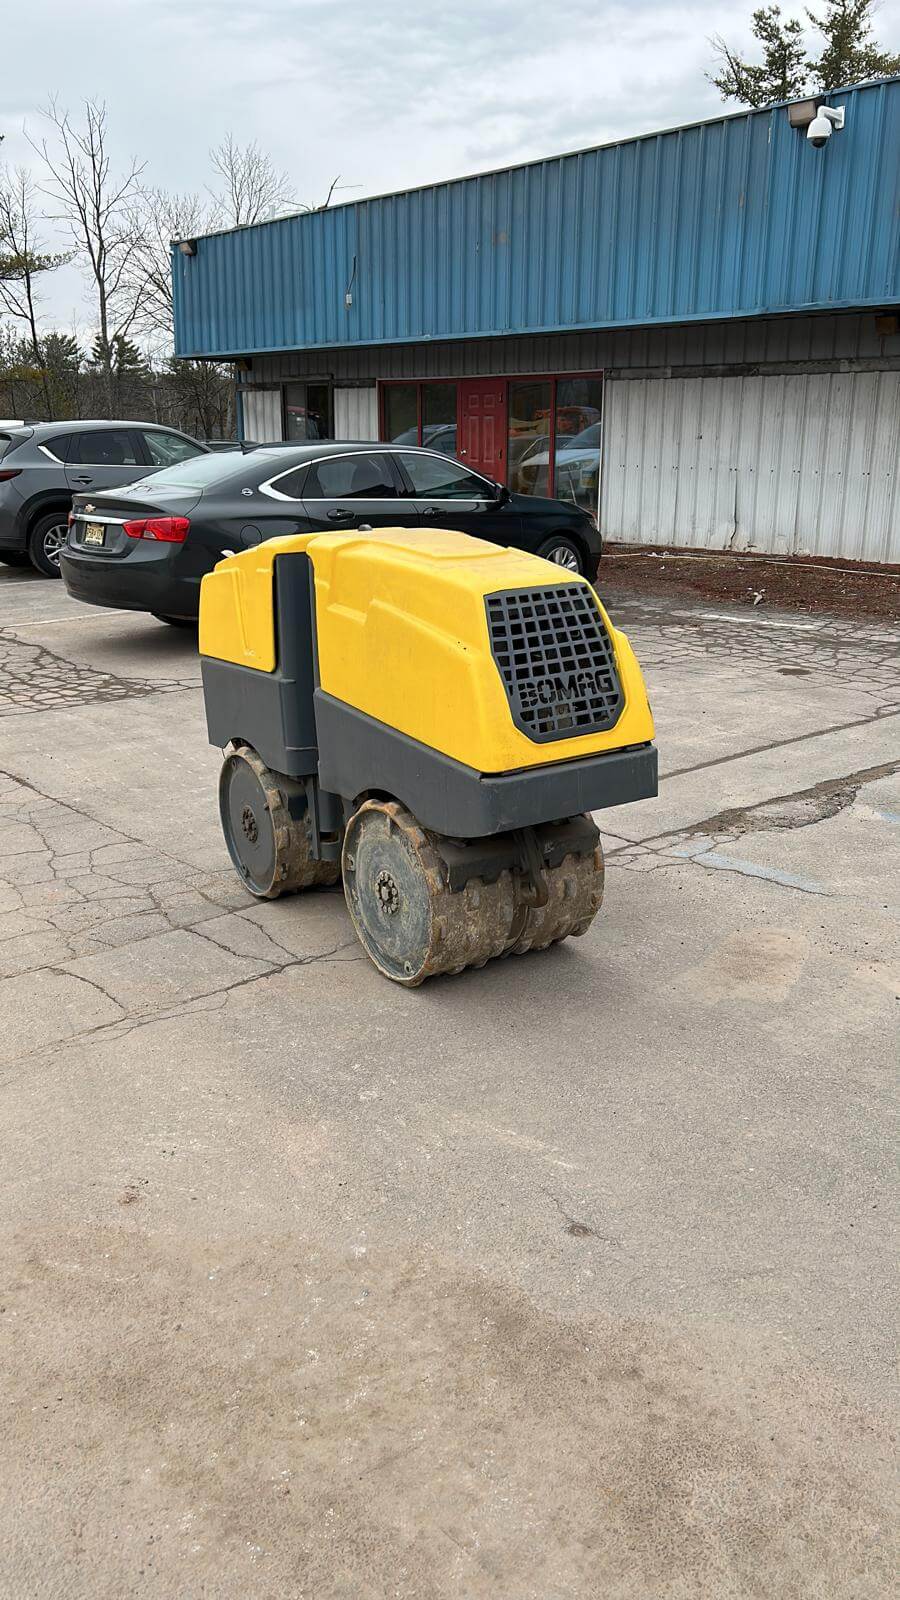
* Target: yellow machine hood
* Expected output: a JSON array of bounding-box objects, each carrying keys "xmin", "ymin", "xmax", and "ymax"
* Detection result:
[{"xmin": 200, "ymin": 527, "xmax": 654, "ymax": 775}]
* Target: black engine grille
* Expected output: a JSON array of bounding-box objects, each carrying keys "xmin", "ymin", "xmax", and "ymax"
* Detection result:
[{"xmin": 485, "ymin": 584, "xmax": 623, "ymax": 742}]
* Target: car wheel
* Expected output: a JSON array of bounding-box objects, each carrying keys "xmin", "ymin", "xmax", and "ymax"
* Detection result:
[
  {"xmin": 27, "ymin": 513, "xmax": 69, "ymax": 578},
  {"xmin": 151, "ymin": 614, "xmax": 198, "ymax": 629},
  {"xmin": 0, "ymin": 551, "xmax": 30, "ymax": 567},
  {"xmin": 536, "ymin": 535, "xmax": 586, "ymax": 575}
]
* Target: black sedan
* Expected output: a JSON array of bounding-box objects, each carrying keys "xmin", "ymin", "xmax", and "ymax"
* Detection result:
[{"xmin": 60, "ymin": 442, "xmax": 601, "ymax": 624}]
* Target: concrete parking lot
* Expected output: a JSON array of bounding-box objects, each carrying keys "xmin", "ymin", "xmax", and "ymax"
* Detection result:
[{"xmin": 0, "ymin": 565, "xmax": 897, "ymax": 1598}]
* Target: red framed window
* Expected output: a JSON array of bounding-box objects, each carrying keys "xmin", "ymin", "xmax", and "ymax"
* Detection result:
[
  {"xmin": 381, "ymin": 381, "xmax": 457, "ymax": 459},
  {"xmin": 379, "ymin": 372, "xmax": 602, "ymax": 517}
]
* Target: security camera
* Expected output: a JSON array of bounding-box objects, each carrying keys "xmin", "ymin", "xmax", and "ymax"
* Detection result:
[{"xmin": 807, "ymin": 105, "xmax": 845, "ymax": 148}]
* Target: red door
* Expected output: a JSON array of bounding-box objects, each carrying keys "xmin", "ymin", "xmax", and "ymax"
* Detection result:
[{"xmin": 457, "ymin": 380, "xmax": 507, "ymax": 482}]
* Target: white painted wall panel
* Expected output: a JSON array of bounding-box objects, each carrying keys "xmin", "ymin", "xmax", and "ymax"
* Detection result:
[
  {"xmin": 601, "ymin": 371, "xmax": 900, "ymax": 563},
  {"xmin": 241, "ymin": 388, "xmax": 282, "ymax": 442},
  {"xmin": 334, "ymin": 386, "xmax": 378, "ymax": 440}
]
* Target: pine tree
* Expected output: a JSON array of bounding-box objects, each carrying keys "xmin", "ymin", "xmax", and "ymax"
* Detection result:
[
  {"xmin": 808, "ymin": 0, "xmax": 900, "ymax": 89},
  {"xmin": 711, "ymin": 7, "xmax": 809, "ymax": 107},
  {"xmin": 711, "ymin": 0, "xmax": 900, "ymax": 106}
]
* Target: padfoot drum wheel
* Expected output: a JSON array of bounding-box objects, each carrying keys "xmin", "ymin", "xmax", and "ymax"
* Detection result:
[{"xmin": 219, "ymin": 745, "xmax": 340, "ymax": 898}]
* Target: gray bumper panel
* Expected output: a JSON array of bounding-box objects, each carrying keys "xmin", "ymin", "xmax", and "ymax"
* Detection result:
[{"xmin": 314, "ymin": 692, "xmax": 658, "ymax": 837}]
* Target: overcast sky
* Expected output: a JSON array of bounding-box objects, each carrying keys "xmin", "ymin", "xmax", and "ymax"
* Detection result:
[{"xmin": 2, "ymin": 0, "xmax": 899, "ymax": 337}]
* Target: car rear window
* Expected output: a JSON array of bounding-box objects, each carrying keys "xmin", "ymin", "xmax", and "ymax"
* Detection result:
[
  {"xmin": 143, "ymin": 429, "xmax": 206, "ymax": 467},
  {"xmin": 137, "ymin": 453, "xmax": 263, "ymax": 491}
]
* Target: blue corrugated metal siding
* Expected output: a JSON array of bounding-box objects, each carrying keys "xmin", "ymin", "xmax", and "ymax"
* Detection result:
[{"xmin": 173, "ymin": 79, "xmax": 900, "ymax": 358}]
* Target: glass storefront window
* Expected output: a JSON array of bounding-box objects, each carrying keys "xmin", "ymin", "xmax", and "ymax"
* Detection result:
[
  {"xmin": 508, "ymin": 380, "xmax": 552, "ymax": 496},
  {"xmin": 380, "ymin": 374, "xmax": 601, "ymax": 508},
  {"xmin": 422, "ymin": 382, "xmax": 457, "ymax": 457},
  {"xmin": 554, "ymin": 378, "xmax": 602, "ymax": 517},
  {"xmin": 284, "ymin": 382, "xmax": 332, "ymax": 441},
  {"xmin": 384, "ymin": 384, "xmax": 418, "ymax": 445},
  {"xmin": 384, "ymin": 382, "xmax": 457, "ymax": 454}
]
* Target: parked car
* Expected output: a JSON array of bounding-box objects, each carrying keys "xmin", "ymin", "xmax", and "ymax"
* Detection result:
[
  {"xmin": 60, "ymin": 442, "xmax": 601, "ymax": 625},
  {"xmin": 0, "ymin": 420, "xmax": 210, "ymax": 577}
]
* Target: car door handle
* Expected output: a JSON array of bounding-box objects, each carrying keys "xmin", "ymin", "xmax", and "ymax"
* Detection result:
[
  {"xmin": 71, "ymin": 474, "xmax": 93, "ymax": 484},
  {"xmin": 327, "ymin": 508, "xmax": 351, "ymax": 521},
  {"xmin": 421, "ymin": 505, "xmax": 440, "ymax": 517}
]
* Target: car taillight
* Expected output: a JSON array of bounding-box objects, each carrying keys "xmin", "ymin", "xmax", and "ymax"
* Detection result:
[
  {"xmin": 123, "ymin": 516, "xmax": 190, "ymax": 543},
  {"xmin": 0, "ymin": 468, "xmax": 22, "ymax": 482},
  {"xmin": 67, "ymin": 509, "xmax": 75, "ymax": 526}
]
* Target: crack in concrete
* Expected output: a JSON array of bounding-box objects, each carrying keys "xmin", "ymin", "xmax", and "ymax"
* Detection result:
[
  {"xmin": 672, "ymin": 759, "xmax": 900, "ymax": 842},
  {"xmin": 0, "ymin": 629, "xmax": 194, "ymax": 716},
  {"xmin": 0, "ymin": 937, "xmax": 363, "ymax": 1086},
  {"xmin": 680, "ymin": 853, "xmax": 832, "ymax": 898},
  {"xmin": 44, "ymin": 965, "xmax": 129, "ymax": 1019},
  {"xmin": 1, "ymin": 765, "xmax": 207, "ymax": 880},
  {"xmin": 608, "ymin": 759, "xmax": 900, "ymax": 864},
  {"xmin": 605, "ymin": 758, "xmax": 900, "ymax": 905},
  {"xmin": 0, "ymin": 766, "xmax": 364, "ymax": 1073}
]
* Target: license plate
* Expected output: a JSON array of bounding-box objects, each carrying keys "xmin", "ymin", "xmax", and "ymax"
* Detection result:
[{"xmin": 83, "ymin": 523, "xmax": 105, "ymax": 546}]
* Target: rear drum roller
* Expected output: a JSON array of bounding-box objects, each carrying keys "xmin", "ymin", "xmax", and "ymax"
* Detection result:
[
  {"xmin": 219, "ymin": 744, "xmax": 339, "ymax": 898},
  {"xmin": 342, "ymin": 799, "xmax": 604, "ymax": 987}
]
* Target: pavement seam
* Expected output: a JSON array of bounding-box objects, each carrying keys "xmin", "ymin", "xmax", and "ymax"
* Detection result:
[{"xmin": 661, "ymin": 704, "xmax": 900, "ymax": 782}]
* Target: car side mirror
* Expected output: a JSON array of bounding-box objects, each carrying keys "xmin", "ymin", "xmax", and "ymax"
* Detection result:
[{"xmin": 494, "ymin": 483, "xmax": 511, "ymax": 506}]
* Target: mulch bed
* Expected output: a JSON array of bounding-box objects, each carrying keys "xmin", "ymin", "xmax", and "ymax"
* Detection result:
[{"xmin": 594, "ymin": 544, "xmax": 900, "ymax": 623}]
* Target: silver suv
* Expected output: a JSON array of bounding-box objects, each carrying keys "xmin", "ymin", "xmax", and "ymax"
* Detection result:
[{"xmin": 0, "ymin": 420, "xmax": 209, "ymax": 576}]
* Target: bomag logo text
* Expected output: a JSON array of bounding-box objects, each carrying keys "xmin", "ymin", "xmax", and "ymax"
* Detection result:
[{"xmin": 519, "ymin": 669, "xmax": 606, "ymax": 710}]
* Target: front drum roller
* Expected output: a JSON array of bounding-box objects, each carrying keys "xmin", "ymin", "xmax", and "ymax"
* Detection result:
[
  {"xmin": 342, "ymin": 799, "xmax": 604, "ymax": 986},
  {"xmin": 219, "ymin": 744, "xmax": 340, "ymax": 898}
]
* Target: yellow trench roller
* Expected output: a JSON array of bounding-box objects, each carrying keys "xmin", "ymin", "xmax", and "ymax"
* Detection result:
[{"xmin": 199, "ymin": 527, "xmax": 657, "ymax": 985}]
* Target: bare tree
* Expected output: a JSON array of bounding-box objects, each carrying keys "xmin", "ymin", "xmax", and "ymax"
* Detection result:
[
  {"xmin": 299, "ymin": 175, "xmax": 360, "ymax": 213},
  {"xmin": 208, "ymin": 133, "xmax": 295, "ymax": 227},
  {"xmin": 30, "ymin": 99, "xmax": 145, "ymax": 412},
  {"xmin": 121, "ymin": 184, "xmax": 233, "ymax": 438},
  {"xmin": 126, "ymin": 185, "xmax": 214, "ymax": 344},
  {"xmin": 0, "ymin": 166, "xmax": 69, "ymax": 418}
]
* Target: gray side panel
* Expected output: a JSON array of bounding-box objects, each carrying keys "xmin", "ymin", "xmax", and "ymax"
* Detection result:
[
  {"xmin": 201, "ymin": 657, "xmax": 319, "ymax": 775},
  {"xmin": 246, "ymin": 311, "xmax": 894, "ymax": 385},
  {"xmin": 314, "ymin": 691, "xmax": 657, "ymax": 836}
]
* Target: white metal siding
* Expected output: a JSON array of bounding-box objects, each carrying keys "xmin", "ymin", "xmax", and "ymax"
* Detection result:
[
  {"xmin": 601, "ymin": 371, "xmax": 900, "ymax": 563},
  {"xmin": 241, "ymin": 388, "xmax": 282, "ymax": 442},
  {"xmin": 334, "ymin": 386, "xmax": 378, "ymax": 440}
]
